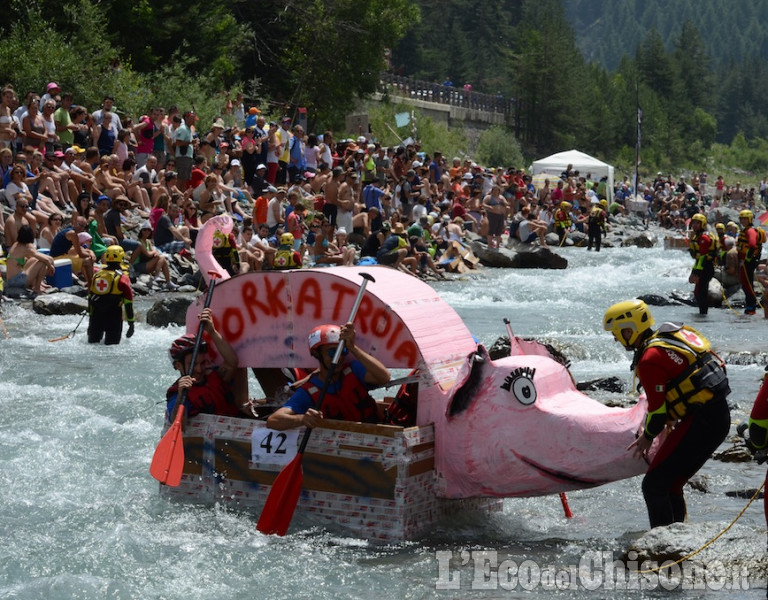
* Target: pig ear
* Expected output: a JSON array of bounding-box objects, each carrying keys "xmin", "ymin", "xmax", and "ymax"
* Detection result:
[{"xmin": 447, "ymin": 345, "xmax": 487, "ymax": 418}]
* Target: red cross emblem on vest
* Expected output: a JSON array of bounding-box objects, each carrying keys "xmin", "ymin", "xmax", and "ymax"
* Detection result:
[{"xmin": 96, "ymin": 278, "xmax": 110, "ymax": 292}]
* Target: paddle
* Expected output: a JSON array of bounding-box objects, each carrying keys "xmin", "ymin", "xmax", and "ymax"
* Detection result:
[
  {"xmin": 504, "ymin": 318, "xmax": 573, "ymax": 519},
  {"xmin": 257, "ymin": 272, "xmax": 375, "ymax": 536},
  {"xmin": 149, "ymin": 272, "xmax": 219, "ymax": 487}
]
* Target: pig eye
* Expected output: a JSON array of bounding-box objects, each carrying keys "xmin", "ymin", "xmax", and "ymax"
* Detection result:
[
  {"xmin": 511, "ymin": 375, "xmax": 536, "ymax": 405},
  {"xmin": 501, "ymin": 368, "xmax": 538, "ymax": 406}
]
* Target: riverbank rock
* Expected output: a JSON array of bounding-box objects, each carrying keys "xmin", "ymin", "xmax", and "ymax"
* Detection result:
[
  {"xmin": 32, "ymin": 292, "xmax": 88, "ymax": 315},
  {"xmin": 621, "ymin": 522, "xmax": 766, "ymax": 582},
  {"xmin": 470, "ymin": 240, "xmax": 568, "ymax": 269},
  {"xmin": 146, "ymin": 296, "xmax": 194, "ymax": 327},
  {"xmin": 638, "ymin": 294, "xmax": 683, "ymax": 306},
  {"xmin": 576, "ymin": 376, "xmax": 624, "ymax": 393},
  {"xmin": 621, "ymin": 231, "xmax": 658, "ymax": 248}
]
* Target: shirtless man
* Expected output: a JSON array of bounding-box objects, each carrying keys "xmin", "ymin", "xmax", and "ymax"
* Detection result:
[
  {"xmin": 323, "ymin": 166, "xmax": 344, "ymax": 226},
  {"xmin": 336, "ymin": 170, "xmax": 356, "ymax": 235},
  {"xmin": 4, "ymin": 193, "xmax": 39, "ymax": 247},
  {"xmin": 94, "ymin": 155, "xmax": 126, "ymax": 199}
]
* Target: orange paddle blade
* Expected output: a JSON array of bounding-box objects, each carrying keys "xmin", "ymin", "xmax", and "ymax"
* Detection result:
[
  {"xmin": 149, "ymin": 405, "xmax": 186, "ymax": 486},
  {"xmin": 256, "ymin": 454, "xmax": 304, "ymax": 536}
]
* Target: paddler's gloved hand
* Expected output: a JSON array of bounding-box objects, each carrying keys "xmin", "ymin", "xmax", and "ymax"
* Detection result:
[{"xmin": 126, "ymin": 322, "xmax": 135, "ymax": 338}]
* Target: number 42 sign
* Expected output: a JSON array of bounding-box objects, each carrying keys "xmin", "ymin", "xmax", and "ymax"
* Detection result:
[{"xmin": 251, "ymin": 427, "xmax": 300, "ymax": 466}]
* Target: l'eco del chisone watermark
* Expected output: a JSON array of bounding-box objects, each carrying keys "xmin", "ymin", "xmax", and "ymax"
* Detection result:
[{"xmin": 435, "ymin": 550, "xmax": 751, "ymax": 592}]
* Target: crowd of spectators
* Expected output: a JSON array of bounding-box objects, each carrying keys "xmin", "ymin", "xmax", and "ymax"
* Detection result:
[{"xmin": 1, "ymin": 81, "xmax": 766, "ymax": 297}]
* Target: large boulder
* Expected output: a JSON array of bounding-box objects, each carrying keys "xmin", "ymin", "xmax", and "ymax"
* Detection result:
[
  {"xmin": 621, "ymin": 231, "xmax": 658, "ymax": 248},
  {"xmin": 470, "ymin": 241, "xmax": 568, "ymax": 269},
  {"xmin": 32, "ymin": 292, "xmax": 88, "ymax": 315},
  {"xmin": 146, "ymin": 295, "xmax": 194, "ymax": 327}
]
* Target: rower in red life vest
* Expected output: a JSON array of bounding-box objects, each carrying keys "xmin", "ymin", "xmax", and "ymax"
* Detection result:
[
  {"xmin": 165, "ymin": 308, "xmax": 251, "ymax": 420},
  {"xmin": 266, "ymin": 322, "xmax": 390, "ymax": 430}
]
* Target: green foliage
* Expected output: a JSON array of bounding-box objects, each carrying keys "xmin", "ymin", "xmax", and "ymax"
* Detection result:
[
  {"xmin": 362, "ymin": 100, "xmax": 469, "ymax": 158},
  {"xmin": 277, "ymin": 0, "xmax": 420, "ymax": 128},
  {"xmin": 475, "ymin": 126, "xmax": 525, "ymax": 169},
  {"xmin": 0, "ymin": 1, "xmax": 126, "ymax": 108}
]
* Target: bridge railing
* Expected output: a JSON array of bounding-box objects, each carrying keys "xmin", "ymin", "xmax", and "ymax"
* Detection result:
[{"xmin": 379, "ymin": 73, "xmax": 515, "ymax": 116}]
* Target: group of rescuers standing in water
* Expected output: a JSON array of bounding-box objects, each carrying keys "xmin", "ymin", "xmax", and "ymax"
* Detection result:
[{"xmin": 158, "ymin": 294, "xmax": 768, "ymax": 539}]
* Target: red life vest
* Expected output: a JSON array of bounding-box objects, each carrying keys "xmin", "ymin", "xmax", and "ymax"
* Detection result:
[
  {"xmin": 302, "ymin": 365, "xmax": 377, "ymax": 423},
  {"xmin": 166, "ymin": 369, "xmax": 240, "ymax": 417}
]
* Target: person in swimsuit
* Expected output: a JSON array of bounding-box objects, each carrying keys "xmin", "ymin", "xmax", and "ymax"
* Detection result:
[{"xmin": 5, "ymin": 224, "xmax": 55, "ymax": 294}]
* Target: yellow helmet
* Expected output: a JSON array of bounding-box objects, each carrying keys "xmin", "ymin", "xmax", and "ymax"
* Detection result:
[
  {"xmin": 715, "ymin": 222, "xmax": 725, "ymax": 232},
  {"xmin": 739, "ymin": 209, "xmax": 753, "ymax": 222},
  {"xmin": 103, "ymin": 245, "xmax": 125, "ymax": 264},
  {"xmin": 599, "ymin": 199, "xmax": 608, "ymax": 208},
  {"xmin": 280, "ymin": 232, "xmax": 294, "ymax": 246},
  {"xmin": 561, "ymin": 201, "xmax": 572, "ymax": 210},
  {"xmin": 691, "ymin": 213, "xmax": 707, "ymax": 227},
  {"xmin": 603, "ymin": 299, "xmax": 654, "ymax": 349}
]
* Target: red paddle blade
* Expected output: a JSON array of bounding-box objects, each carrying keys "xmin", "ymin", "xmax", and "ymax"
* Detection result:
[
  {"xmin": 256, "ymin": 454, "xmax": 304, "ymax": 536},
  {"xmin": 149, "ymin": 405, "xmax": 186, "ymax": 487}
]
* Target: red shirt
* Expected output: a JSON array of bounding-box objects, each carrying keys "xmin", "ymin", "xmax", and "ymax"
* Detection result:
[
  {"xmin": 189, "ymin": 167, "xmax": 206, "ymax": 190},
  {"xmin": 253, "ymin": 195, "xmax": 269, "ymax": 225}
]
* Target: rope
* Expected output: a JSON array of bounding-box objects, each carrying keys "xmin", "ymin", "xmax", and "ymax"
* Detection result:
[
  {"xmin": 741, "ymin": 262, "xmax": 764, "ymax": 311},
  {"xmin": 721, "ymin": 288, "xmax": 742, "ymax": 316},
  {"xmin": 634, "ymin": 481, "xmax": 765, "ymax": 574}
]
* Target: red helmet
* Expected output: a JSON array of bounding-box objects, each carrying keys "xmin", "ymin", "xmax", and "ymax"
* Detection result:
[
  {"xmin": 308, "ymin": 325, "xmax": 340, "ymax": 354},
  {"xmin": 169, "ymin": 334, "xmax": 207, "ymax": 362}
]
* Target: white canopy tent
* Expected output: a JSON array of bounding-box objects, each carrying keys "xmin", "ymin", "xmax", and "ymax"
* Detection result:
[{"xmin": 531, "ymin": 149, "xmax": 614, "ymax": 202}]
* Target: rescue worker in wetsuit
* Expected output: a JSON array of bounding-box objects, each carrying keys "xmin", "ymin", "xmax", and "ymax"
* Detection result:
[
  {"xmin": 737, "ymin": 209, "xmax": 764, "ymax": 315},
  {"xmin": 714, "ymin": 222, "xmax": 727, "ymax": 267},
  {"xmin": 273, "ymin": 232, "xmax": 302, "ymax": 269},
  {"xmin": 211, "ymin": 228, "xmax": 241, "ymax": 276},
  {"xmin": 87, "ymin": 245, "xmax": 135, "ymax": 345},
  {"xmin": 687, "ymin": 213, "xmax": 717, "ymax": 315},
  {"xmin": 266, "ymin": 322, "xmax": 390, "ymax": 430},
  {"xmin": 603, "ymin": 299, "xmax": 730, "ymax": 529},
  {"xmin": 165, "ymin": 307, "xmax": 250, "ymax": 420},
  {"xmin": 587, "ymin": 199, "xmax": 607, "ymax": 252},
  {"xmin": 554, "ymin": 201, "xmax": 572, "ymax": 245}
]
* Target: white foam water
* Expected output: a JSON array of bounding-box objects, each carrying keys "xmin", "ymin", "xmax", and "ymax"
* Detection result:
[{"xmin": 1, "ymin": 242, "xmax": 765, "ymax": 598}]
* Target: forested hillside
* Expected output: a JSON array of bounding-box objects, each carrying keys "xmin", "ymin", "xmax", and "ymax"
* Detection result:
[
  {"xmin": 564, "ymin": 0, "xmax": 768, "ymax": 71},
  {"xmin": 391, "ymin": 0, "xmax": 768, "ymax": 172}
]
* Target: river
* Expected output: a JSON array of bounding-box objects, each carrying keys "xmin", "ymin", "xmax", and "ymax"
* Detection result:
[{"xmin": 1, "ymin": 241, "xmax": 766, "ymax": 599}]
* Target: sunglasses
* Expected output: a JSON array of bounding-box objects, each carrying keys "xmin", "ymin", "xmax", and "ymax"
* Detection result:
[{"xmin": 323, "ymin": 346, "xmax": 348, "ymax": 359}]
